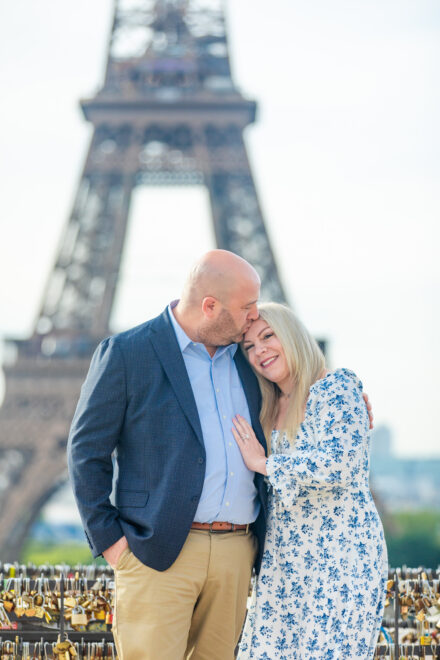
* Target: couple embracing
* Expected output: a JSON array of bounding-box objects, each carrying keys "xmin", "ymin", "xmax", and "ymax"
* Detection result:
[{"xmin": 68, "ymin": 250, "xmax": 388, "ymax": 660}]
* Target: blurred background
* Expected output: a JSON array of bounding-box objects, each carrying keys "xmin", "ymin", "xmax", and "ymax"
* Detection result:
[{"xmin": 0, "ymin": 0, "xmax": 439, "ymax": 568}]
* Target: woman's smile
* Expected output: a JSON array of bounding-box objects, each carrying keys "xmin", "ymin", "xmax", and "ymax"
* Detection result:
[{"xmin": 260, "ymin": 355, "xmax": 278, "ymax": 368}]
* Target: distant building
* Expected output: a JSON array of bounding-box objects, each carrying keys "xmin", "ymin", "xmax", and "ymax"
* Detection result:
[{"xmin": 370, "ymin": 425, "xmax": 440, "ymax": 511}]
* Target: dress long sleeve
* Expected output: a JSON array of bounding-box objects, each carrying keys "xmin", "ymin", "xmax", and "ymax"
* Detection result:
[{"xmin": 265, "ymin": 368, "xmax": 370, "ymax": 508}]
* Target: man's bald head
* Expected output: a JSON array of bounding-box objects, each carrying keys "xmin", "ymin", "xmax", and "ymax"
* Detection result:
[
  {"xmin": 174, "ymin": 250, "xmax": 260, "ymax": 351},
  {"xmin": 182, "ymin": 250, "xmax": 260, "ymax": 306}
]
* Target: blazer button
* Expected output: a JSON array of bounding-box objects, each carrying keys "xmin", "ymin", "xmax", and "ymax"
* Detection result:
[
  {"xmin": 191, "ymin": 495, "xmax": 199, "ymax": 502},
  {"xmin": 198, "ymin": 457, "xmax": 204, "ymax": 464}
]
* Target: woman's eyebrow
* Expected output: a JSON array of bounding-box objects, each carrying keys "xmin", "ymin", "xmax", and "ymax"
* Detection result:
[
  {"xmin": 243, "ymin": 325, "xmax": 271, "ymax": 345},
  {"xmin": 257, "ymin": 325, "xmax": 271, "ymax": 337}
]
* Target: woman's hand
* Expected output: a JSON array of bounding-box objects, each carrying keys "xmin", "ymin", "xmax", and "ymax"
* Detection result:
[
  {"xmin": 363, "ymin": 393, "xmax": 374, "ymax": 429},
  {"xmin": 232, "ymin": 414, "xmax": 267, "ymax": 475}
]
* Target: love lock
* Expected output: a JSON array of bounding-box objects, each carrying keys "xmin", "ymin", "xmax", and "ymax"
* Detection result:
[
  {"xmin": 71, "ymin": 605, "xmax": 88, "ymax": 627},
  {"xmin": 54, "ymin": 637, "xmax": 78, "ymax": 658}
]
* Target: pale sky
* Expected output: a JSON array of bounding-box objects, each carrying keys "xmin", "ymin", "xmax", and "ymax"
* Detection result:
[{"xmin": 0, "ymin": 0, "xmax": 439, "ymax": 458}]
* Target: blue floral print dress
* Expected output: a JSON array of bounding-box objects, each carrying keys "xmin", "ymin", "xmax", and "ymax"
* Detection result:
[{"xmin": 238, "ymin": 369, "xmax": 388, "ymax": 660}]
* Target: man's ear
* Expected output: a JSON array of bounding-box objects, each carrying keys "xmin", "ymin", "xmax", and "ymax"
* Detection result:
[{"xmin": 201, "ymin": 296, "xmax": 218, "ymax": 318}]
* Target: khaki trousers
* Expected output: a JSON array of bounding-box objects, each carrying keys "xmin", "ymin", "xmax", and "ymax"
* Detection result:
[{"xmin": 112, "ymin": 529, "xmax": 257, "ymax": 660}]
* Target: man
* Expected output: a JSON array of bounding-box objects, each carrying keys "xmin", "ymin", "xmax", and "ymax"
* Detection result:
[{"xmin": 67, "ymin": 250, "xmax": 268, "ymax": 659}]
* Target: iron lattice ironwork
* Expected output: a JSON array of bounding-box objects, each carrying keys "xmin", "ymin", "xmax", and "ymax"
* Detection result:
[{"xmin": 0, "ymin": 0, "xmax": 286, "ymax": 560}]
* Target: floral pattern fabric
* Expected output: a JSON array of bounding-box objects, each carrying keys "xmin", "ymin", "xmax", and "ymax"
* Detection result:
[{"xmin": 238, "ymin": 369, "xmax": 388, "ymax": 660}]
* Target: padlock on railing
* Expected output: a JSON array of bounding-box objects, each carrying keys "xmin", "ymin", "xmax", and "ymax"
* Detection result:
[{"xmin": 70, "ymin": 605, "xmax": 88, "ymax": 628}]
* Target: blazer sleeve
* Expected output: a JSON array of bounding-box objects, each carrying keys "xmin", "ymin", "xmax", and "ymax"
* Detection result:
[
  {"xmin": 67, "ymin": 336, "xmax": 127, "ymax": 556},
  {"xmin": 265, "ymin": 371, "xmax": 369, "ymax": 508}
]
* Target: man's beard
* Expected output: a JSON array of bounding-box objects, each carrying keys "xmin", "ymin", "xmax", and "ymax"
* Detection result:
[{"xmin": 198, "ymin": 308, "xmax": 247, "ymax": 347}]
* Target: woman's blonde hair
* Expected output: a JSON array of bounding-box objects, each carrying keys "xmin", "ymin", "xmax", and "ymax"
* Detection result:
[{"xmin": 244, "ymin": 302, "xmax": 325, "ymax": 444}]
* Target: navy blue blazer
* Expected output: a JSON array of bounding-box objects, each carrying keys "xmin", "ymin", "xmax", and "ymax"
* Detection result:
[{"xmin": 67, "ymin": 307, "xmax": 268, "ymax": 572}]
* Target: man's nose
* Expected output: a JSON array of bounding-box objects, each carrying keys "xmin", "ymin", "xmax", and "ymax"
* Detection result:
[{"xmin": 248, "ymin": 304, "xmax": 259, "ymax": 321}]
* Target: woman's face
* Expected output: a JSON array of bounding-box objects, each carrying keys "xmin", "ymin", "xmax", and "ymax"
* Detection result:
[{"xmin": 243, "ymin": 318, "xmax": 292, "ymax": 391}]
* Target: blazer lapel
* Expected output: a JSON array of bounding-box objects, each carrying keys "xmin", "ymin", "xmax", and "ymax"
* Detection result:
[{"xmin": 150, "ymin": 309, "xmax": 204, "ymax": 448}]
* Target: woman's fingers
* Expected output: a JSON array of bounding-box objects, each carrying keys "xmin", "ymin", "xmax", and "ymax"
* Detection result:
[
  {"xmin": 362, "ymin": 393, "xmax": 374, "ymax": 429},
  {"xmin": 239, "ymin": 416, "xmax": 253, "ymax": 435},
  {"xmin": 233, "ymin": 415, "xmax": 254, "ymax": 440},
  {"xmin": 233, "ymin": 416, "xmax": 248, "ymax": 440},
  {"xmin": 232, "ymin": 416, "xmax": 243, "ymax": 433},
  {"xmin": 231, "ymin": 426, "xmax": 243, "ymax": 445}
]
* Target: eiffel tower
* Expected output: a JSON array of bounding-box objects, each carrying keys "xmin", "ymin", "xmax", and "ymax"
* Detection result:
[{"xmin": 0, "ymin": 0, "xmax": 286, "ymax": 560}]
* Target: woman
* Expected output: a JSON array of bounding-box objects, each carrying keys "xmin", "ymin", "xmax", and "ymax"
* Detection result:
[{"xmin": 232, "ymin": 303, "xmax": 387, "ymax": 660}]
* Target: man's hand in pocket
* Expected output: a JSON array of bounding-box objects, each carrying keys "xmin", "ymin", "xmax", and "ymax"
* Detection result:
[{"xmin": 103, "ymin": 536, "xmax": 129, "ymax": 569}]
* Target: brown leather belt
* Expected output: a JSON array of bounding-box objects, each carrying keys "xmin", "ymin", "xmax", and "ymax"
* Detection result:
[{"xmin": 191, "ymin": 522, "xmax": 250, "ymax": 533}]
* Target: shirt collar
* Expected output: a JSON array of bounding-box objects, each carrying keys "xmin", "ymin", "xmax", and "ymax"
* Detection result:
[{"xmin": 167, "ymin": 302, "xmax": 238, "ymax": 358}]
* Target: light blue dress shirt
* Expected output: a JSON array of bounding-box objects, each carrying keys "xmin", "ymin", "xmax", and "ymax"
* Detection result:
[{"xmin": 168, "ymin": 304, "xmax": 260, "ymax": 524}]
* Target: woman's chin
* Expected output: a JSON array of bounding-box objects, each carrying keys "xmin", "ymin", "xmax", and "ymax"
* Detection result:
[{"xmin": 260, "ymin": 368, "xmax": 279, "ymax": 383}]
